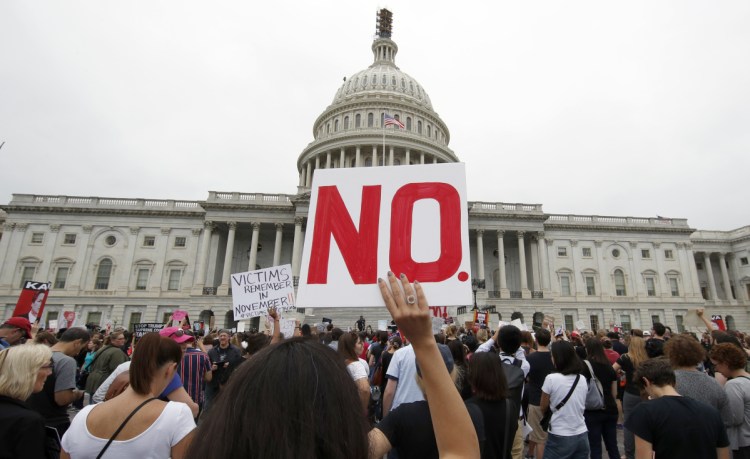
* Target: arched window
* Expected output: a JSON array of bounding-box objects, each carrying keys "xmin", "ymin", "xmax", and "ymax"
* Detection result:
[
  {"xmin": 410, "ymin": 81, "xmax": 414, "ymax": 93},
  {"xmin": 381, "ymin": 74, "xmax": 386, "ymax": 85},
  {"xmin": 355, "ymin": 114, "xmax": 361, "ymax": 128},
  {"xmin": 401, "ymin": 78, "xmax": 405, "ymax": 89},
  {"xmin": 427, "ymin": 125, "xmax": 432, "ymax": 137},
  {"xmin": 392, "ymin": 76, "xmax": 396, "ymax": 86},
  {"xmin": 614, "ymin": 269, "xmax": 626, "ymax": 296},
  {"xmin": 417, "ymin": 120, "xmax": 422, "ymax": 134},
  {"xmin": 406, "ymin": 117, "xmax": 412, "ymax": 131},
  {"xmin": 95, "ymin": 258, "xmax": 113, "ymax": 290},
  {"xmin": 343, "ymin": 116, "xmax": 349, "ymax": 129},
  {"xmin": 334, "ymin": 119, "xmax": 339, "ymax": 131},
  {"xmin": 367, "ymin": 113, "xmax": 374, "ymax": 127},
  {"xmin": 365, "ymin": 157, "xmax": 373, "ymax": 167},
  {"xmin": 224, "ymin": 310, "xmax": 237, "ymax": 329},
  {"xmin": 362, "ymin": 75, "xmax": 368, "ymax": 86},
  {"xmin": 326, "ymin": 123, "xmax": 330, "ymax": 134},
  {"xmin": 394, "ymin": 159, "xmax": 401, "ymax": 166}
]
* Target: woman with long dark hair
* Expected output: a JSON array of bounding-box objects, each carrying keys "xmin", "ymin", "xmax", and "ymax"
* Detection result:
[
  {"xmin": 339, "ymin": 331, "xmax": 370, "ymax": 412},
  {"xmin": 61, "ymin": 333, "xmax": 195, "ymax": 458},
  {"xmin": 581, "ymin": 338, "xmax": 619, "ymax": 459},
  {"xmin": 540, "ymin": 340, "xmax": 588, "ymax": 458}
]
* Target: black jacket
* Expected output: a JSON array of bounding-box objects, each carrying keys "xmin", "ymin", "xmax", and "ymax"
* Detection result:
[{"xmin": 0, "ymin": 396, "xmax": 47, "ymax": 459}]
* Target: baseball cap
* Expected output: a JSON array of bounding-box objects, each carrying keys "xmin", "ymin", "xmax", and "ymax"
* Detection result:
[
  {"xmin": 415, "ymin": 343, "xmax": 454, "ymax": 378},
  {"xmin": 3, "ymin": 317, "xmax": 31, "ymax": 339},
  {"xmin": 571, "ymin": 331, "xmax": 581, "ymax": 338},
  {"xmin": 643, "ymin": 330, "xmax": 652, "ymax": 337},
  {"xmin": 159, "ymin": 326, "xmax": 195, "ymax": 344}
]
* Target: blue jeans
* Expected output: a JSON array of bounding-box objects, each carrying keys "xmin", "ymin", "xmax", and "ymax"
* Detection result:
[
  {"xmin": 585, "ymin": 410, "xmax": 620, "ymax": 459},
  {"xmin": 543, "ymin": 432, "xmax": 590, "ymax": 459}
]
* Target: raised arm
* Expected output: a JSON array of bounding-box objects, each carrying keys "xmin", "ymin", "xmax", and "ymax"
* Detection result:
[
  {"xmin": 378, "ymin": 272, "xmax": 480, "ymax": 459},
  {"xmin": 696, "ymin": 309, "xmax": 714, "ymax": 335},
  {"xmin": 268, "ymin": 307, "xmax": 282, "ymax": 344}
]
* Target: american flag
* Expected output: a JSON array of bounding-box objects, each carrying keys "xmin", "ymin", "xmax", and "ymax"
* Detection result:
[{"xmin": 383, "ymin": 113, "xmax": 405, "ymax": 129}]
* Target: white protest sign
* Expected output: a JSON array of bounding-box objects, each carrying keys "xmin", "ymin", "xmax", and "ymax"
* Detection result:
[
  {"xmin": 296, "ymin": 163, "xmax": 472, "ymax": 307},
  {"xmin": 280, "ymin": 319, "xmax": 296, "ymax": 338},
  {"xmin": 378, "ymin": 320, "xmax": 388, "ymax": 331},
  {"xmin": 49, "ymin": 319, "xmax": 58, "ymax": 331},
  {"xmin": 236, "ymin": 321, "xmax": 246, "ymax": 333},
  {"xmin": 575, "ymin": 320, "xmax": 587, "ymax": 331},
  {"xmin": 510, "ymin": 318, "xmax": 524, "ymax": 330},
  {"xmin": 231, "ymin": 264, "xmax": 296, "ymax": 320},
  {"xmin": 431, "ymin": 317, "xmax": 445, "ymax": 335}
]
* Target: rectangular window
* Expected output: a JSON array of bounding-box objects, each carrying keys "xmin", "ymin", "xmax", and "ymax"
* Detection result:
[
  {"xmin": 46, "ymin": 311, "xmax": 59, "ymax": 324},
  {"xmin": 641, "ymin": 249, "xmax": 650, "ymax": 259},
  {"xmin": 585, "ymin": 276, "xmax": 596, "ymax": 296},
  {"xmin": 664, "ymin": 249, "xmax": 674, "ymax": 259},
  {"xmin": 162, "ymin": 312, "xmax": 172, "ymax": 323},
  {"xmin": 564, "ymin": 314, "xmax": 574, "ymax": 332},
  {"xmin": 20, "ymin": 266, "xmax": 36, "ymax": 287},
  {"xmin": 560, "ymin": 275, "xmax": 571, "ymax": 296},
  {"xmin": 741, "ymin": 257, "xmax": 748, "ymax": 266},
  {"xmin": 86, "ymin": 312, "xmax": 102, "ymax": 326},
  {"xmin": 31, "ymin": 232, "xmax": 44, "ymax": 244},
  {"xmin": 582, "ymin": 247, "xmax": 592, "ymax": 257},
  {"xmin": 620, "ymin": 314, "xmax": 632, "ymax": 333},
  {"xmin": 557, "ymin": 247, "xmax": 567, "ymax": 257},
  {"xmin": 63, "ymin": 233, "xmax": 77, "ymax": 245},
  {"xmin": 651, "ymin": 315, "xmax": 660, "ymax": 326},
  {"xmin": 135, "ymin": 269, "xmax": 149, "ymax": 290},
  {"xmin": 143, "ymin": 236, "xmax": 156, "ymax": 247},
  {"xmin": 174, "ymin": 237, "xmax": 186, "ymax": 248},
  {"xmin": 54, "ymin": 267, "xmax": 69, "ymax": 289},
  {"xmin": 701, "ymin": 286, "xmax": 708, "ymax": 300},
  {"xmin": 646, "ymin": 278, "xmax": 656, "ymax": 296},
  {"xmin": 128, "ymin": 312, "xmax": 142, "ymax": 330},
  {"xmin": 675, "ymin": 315, "xmax": 685, "ymax": 333},
  {"xmin": 696, "ymin": 262, "xmax": 703, "ymax": 270},
  {"xmin": 669, "ymin": 278, "xmax": 679, "ymax": 296},
  {"xmin": 168, "ymin": 269, "xmax": 181, "ymax": 291},
  {"xmin": 590, "ymin": 315, "xmax": 600, "ymax": 332}
]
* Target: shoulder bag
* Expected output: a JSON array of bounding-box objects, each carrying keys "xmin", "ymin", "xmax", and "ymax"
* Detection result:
[
  {"xmin": 583, "ymin": 360, "xmax": 605, "ymax": 410},
  {"xmin": 96, "ymin": 397, "xmax": 158, "ymax": 459},
  {"xmin": 540, "ymin": 374, "xmax": 580, "ymax": 432}
]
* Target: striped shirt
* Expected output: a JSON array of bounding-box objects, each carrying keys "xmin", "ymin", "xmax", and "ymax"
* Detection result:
[{"xmin": 180, "ymin": 348, "xmax": 212, "ymax": 405}]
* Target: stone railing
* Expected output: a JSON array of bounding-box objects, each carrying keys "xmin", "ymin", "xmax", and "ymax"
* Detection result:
[
  {"xmin": 470, "ymin": 202, "xmax": 543, "ymax": 213},
  {"xmin": 545, "ymin": 214, "xmax": 690, "ymax": 228},
  {"xmin": 202, "ymin": 287, "xmax": 217, "ymax": 295},
  {"xmin": 532, "ymin": 291, "xmax": 544, "ymax": 299},
  {"xmin": 10, "ymin": 194, "xmax": 202, "ymax": 211},
  {"xmin": 457, "ymin": 306, "xmax": 467, "ymax": 315},
  {"xmin": 207, "ymin": 191, "xmax": 294, "ymax": 205}
]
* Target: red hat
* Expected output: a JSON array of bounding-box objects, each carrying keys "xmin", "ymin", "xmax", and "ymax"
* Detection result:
[
  {"xmin": 159, "ymin": 326, "xmax": 194, "ymax": 344},
  {"xmin": 571, "ymin": 330, "xmax": 581, "ymax": 338},
  {"xmin": 3, "ymin": 317, "xmax": 32, "ymax": 339}
]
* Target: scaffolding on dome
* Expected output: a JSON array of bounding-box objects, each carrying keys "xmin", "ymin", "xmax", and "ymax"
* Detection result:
[{"xmin": 376, "ymin": 8, "xmax": 393, "ymax": 38}]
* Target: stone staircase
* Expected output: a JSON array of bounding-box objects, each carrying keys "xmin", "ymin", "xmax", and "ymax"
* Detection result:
[{"xmin": 300, "ymin": 307, "xmax": 394, "ymax": 330}]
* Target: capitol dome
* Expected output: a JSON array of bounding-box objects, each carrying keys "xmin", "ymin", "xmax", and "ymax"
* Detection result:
[{"xmin": 296, "ymin": 9, "xmax": 457, "ymax": 190}]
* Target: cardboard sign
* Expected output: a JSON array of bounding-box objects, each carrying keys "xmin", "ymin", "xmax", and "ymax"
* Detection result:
[
  {"xmin": 62, "ymin": 311, "xmax": 76, "ymax": 329},
  {"xmin": 474, "ymin": 311, "xmax": 489, "ymax": 325},
  {"xmin": 49, "ymin": 319, "xmax": 58, "ymax": 331},
  {"xmin": 172, "ymin": 309, "xmax": 188, "ymax": 324},
  {"xmin": 296, "ymin": 163, "xmax": 471, "ymax": 307},
  {"xmin": 133, "ymin": 323, "xmax": 164, "ymax": 339},
  {"xmin": 377, "ymin": 320, "xmax": 388, "ymax": 331},
  {"xmin": 12, "ymin": 281, "xmax": 50, "ymax": 323},
  {"xmin": 231, "ymin": 264, "xmax": 296, "ymax": 320},
  {"xmin": 575, "ymin": 320, "xmax": 587, "ymax": 331},
  {"xmin": 280, "ymin": 319, "xmax": 296, "ymax": 338}
]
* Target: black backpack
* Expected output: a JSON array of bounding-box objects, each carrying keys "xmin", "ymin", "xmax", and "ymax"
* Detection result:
[{"xmin": 501, "ymin": 357, "xmax": 525, "ymax": 414}]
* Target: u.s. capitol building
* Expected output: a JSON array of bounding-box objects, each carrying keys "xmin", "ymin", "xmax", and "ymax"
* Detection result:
[{"xmin": 1, "ymin": 10, "xmax": 748, "ymax": 333}]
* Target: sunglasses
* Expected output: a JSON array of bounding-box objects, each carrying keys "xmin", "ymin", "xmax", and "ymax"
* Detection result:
[{"xmin": 170, "ymin": 329, "xmax": 187, "ymax": 338}]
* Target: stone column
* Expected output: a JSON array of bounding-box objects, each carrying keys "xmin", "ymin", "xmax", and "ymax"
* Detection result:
[
  {"xmin": 326, "ymin": 151, "xmax": 331, "ymax": 169},
  {"xmin": 340, "ymin": 148, "xmax": 345, "ymax": 168},
  {"xmin": 420, "ymin": 152, "xmax": 425, "ymax": 164},
  {"xmin": 389, "ymin": 146, "xmax": 394, "ymax": 166},
  {"xmin": 42, "ymin": 224, "xmax": 61, "ymax": 281},
  {"xmin": 530, "ymin": 236, "xmax": 540, "ymax": 291},
  {"xmin": 685, "ymin": 243, "xmax": 701, "ymax": 298},
  {"xmin": 730, "ymin": 254, "xmax": 748, "ymax": 301},
  {"xmin": 497, "ymin": 230, "xmax": 507, "ymax": 293},
  {"xmin": 248, "ymin": 222, "xmax": 260, "ymax": 271},
  {"xmin": 538, "ymin": 232, "xmax": 550, "ymax": 291},
  {"xmin": 631, "ymin": 241, "xmax": 645, "ymax": 297},
  {"xmin": 315, "ymin": 155, "xmax": 320, "ymax": 172},
  {"xmin": 433, "ymin": 156, "xmax": 437, "ymax": 164},
  {"xmin": 305, "ymin": 161, "xmax": 312, "ymax": 187},
  {"xmin": 0, "ymin": 223, "xmax": 15, "ymax": 282},
  {"xmin": 273, "ymin": 223, "xmax": 284, "ymax": 266},
  {"xmin": 372, "ymin": 146, "xmax": 378, "ymax": 166},
  {"xmin": 518, "ymin": 231, "xmax": 529, "ymax": 294},
  {"xmin": 704, "ymin": 252, "xmax": 718, "ymax": 300},
  {"xmin": 405, "ymin": 149, "xmax": 410, "ymax": 165},
  {"xmin": 291, "ymin": 217, "xmax": 304, "ymax": 277},
  {"xmin": 355, "ymin": 146, "xmax": 361, "ymax": 167},
  {"xmin": 299, "ymin": 166, "xmax": 305, "ymax": 186},
  {"xmin": 193, "ymin": 221, "xmax": 214, "ymax": 290},
  {"xmin": 476, "ymin": 229, "xmax": 485, "ymax": 281},
  {"xmin": 218, "ymin": 222, "xmax": 236, "ymax": 295},
  {"xmin": 719, "ymin": 253, "xmax": 733, "ymax": 300}
]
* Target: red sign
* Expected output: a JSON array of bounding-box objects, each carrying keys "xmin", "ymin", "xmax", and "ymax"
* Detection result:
[{"xmin": 12, "ymin": 281, "xmax": 50, "ymax": 323}]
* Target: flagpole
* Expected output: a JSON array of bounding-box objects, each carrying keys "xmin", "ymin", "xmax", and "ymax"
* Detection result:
[{"xmin": 382, "ymin": 111, "xmax": 386, "ymax": 165}]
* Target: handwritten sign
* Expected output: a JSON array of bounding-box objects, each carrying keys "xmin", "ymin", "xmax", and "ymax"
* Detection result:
[
  {"xmin": 279, "ymin": 319, "xmax": 296, "ymax": 338},
  {"xmin": 133, "ymin": 323, "xmax": 164, "ymax": 338},
  {"xmin": 231, "ymin": 264, "xmax": 296, "ymax": 320},
  {"xmin": 297, "ymin": 163, "xmax": 471, "ymax": 307}
]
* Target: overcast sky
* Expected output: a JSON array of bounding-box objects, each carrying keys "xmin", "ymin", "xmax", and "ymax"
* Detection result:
[{"xmin": 1, "ymin": 1, "xmax": 748, "ymax": 231}]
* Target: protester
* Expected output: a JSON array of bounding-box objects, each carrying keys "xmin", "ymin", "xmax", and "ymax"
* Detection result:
[
  {"xmin": 645, "ymin": 322, "xmax": 667, "ymax": 358},
  {"xmin": 177, "ymin": 329, "xmax": 212, "ymax": 412},
  {"xmin": 205, "ymin": 328, "xmax": 242, "ymax": 412},
  {"xmin": 581, "ymin": 337, "xmax": 619, "ymax": 459},
  {"xmin": 328, "ymin": 327, "xmax": 344, "ymax": 351},
  {"xmin": 540, "ymin": 340, "xmax": 589, "ymax": 459},
  {"xmin": 339, "ymin": 331, "xmax": 370, "ymax": 412},
  {"xmin": 368, "ymin": 330, "xmax": 388, "ymax": 377},
  {"xmin": 601, "ymin": 337, "xmax": 619, "ymax": 364},
  {"xmin": 33, "ymin": 330, "xmax": 58, "ymax": 346},
  {"xmin": 27, "ymin": 327, "xmax": 90, "ymax": 440},
  {"xmin": 526, "ymin": 328, "xmax": 555, "ymax": 459},
  {"xmin": 448, "ymin": 338, "xmax": 473, "ymax": 400},
  {"xmin": 61, "ymin": 333, "xmax": 195, "ymax": 458},
  {"xmin": 0, "ymin": 316, "xmax": 32, "ymax": 349},
  {"xmin": 383, "ymin": 338, "xmax": 424, "ymax": 416},
  {"xmin": 665, "ymin": 333, "xmax": 727, "ymax": 411},
  {"xmin": 612, "ymin": 335, "xmax": 648, "ymax": 459},
  {"xmin": 0, "ymin": 344, "xmax": 53, "ymax": 459},
  {"xmin": 625, "ymin": 358, "xmax": 729, "ymax": 459},
  {"xmin": 84, "ymin": 330, "xmax": 129, "ymax": 397},
  {"xmin": 467, "ymin": 351, "xmax": 516, "ymax": 459},
  {"xmin": 710, "ymin": 343, "xmax": 750, "ymax": 458}
]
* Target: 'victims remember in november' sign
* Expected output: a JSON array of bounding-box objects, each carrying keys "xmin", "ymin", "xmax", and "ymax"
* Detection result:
[
  {"xmin": 296, "ymin": 163, "xmax": 472, "ymax": 308},
  {"xmin": 231, "ymin": 264, "xmax": 296, "ymax": 320}
]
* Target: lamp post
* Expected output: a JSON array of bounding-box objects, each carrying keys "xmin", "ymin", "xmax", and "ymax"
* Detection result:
[{"xmin": 472, "ymin": 279, "xmax": 479, "ymax": 311}]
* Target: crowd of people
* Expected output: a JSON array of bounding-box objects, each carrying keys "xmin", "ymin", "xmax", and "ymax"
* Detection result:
[{"xmin": 2, "ymin": 281, "xmax": 750, "ymax": 458}]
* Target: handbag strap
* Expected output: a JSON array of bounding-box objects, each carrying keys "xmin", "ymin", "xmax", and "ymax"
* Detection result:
[
  {"xmin": 96, "ymin": 397, "xmax": 158, "ymax": 459},
  {"xmin": 583, "ymin": 360, "xmax": 601, "ymax": 388},
  {"xmin": 554, "ymin": 374, "xmax": 580, "ymax": 411}
]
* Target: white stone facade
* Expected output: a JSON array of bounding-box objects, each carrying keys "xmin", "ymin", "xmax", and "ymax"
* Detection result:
[{"xmin": 1, "ymin": 15, "xmax": 748, "ymax": 333}]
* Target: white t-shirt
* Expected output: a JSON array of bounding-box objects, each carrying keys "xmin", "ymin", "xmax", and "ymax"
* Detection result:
[
  {"xmin": 61, "ymin": 401, "xmax": 195, "ymax": 458},
  {"xmin": 541, "ymin": 373, "xmax": 588, "ymax": 436},
  {"xmin": 385, "ymin": 345, "xmax": 424, "ymax": 411},
  {"xmin": 347, "ymin": 358, "xmax": 369, "ymax": 381},
  {"xmin": 93, "ymin": 361, "xmax": 131, "ymax": 403}
]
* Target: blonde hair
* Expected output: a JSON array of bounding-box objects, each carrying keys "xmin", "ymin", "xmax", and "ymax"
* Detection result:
[
  {"xmin": 476, "ymin": 328, "xmax": 489, "ymax": 344},
  {"xmin": 625, "ymin": 336, "xmax": 648, "ymax": 368},
  {"xmin": 0, "ymin": 344, "xmax": 53, "ymax": 400}
]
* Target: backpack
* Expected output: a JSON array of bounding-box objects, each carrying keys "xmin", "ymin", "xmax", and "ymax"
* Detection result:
[
  {"xmin": 583, "ymin": 360, "xmax": 605, "ymax": 410},
  {"xmin": 501, "ymin": 356, "xmax": 525, "ymax": 413}
]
